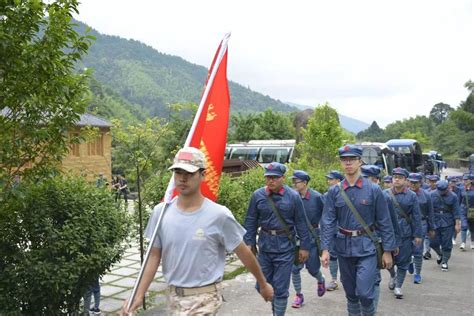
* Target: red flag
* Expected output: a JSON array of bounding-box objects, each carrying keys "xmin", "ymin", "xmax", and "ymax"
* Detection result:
[{"xmin": 164, "ymin": 34, "xmax": 230, "ymax": 202}]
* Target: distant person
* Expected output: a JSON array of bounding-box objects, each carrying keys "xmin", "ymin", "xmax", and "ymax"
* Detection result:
[
  {"xmin": 118, "ymin": 175, "xmax": 129, "ymax": 205},
  {"xmin": 111, "ymin": 176, "xmax": 121, "ymax": 202},
  {"xmin": 96, "ymin": 172, "xmax": 106, "ymax": 188},
  {"xmin": 83, "ymin": 278, "xmax": 101, "ymax": 315}
]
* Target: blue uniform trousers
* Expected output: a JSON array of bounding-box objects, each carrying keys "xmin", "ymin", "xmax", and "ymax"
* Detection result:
[
  {"xmin": 292, "ymin": 243, "xmax": 321, "ymax": 276},
  {"xmin": 257, "ymin": 250, "xmax": 294, "ymax": 299},
  {"xmin": 338, "ymin": 254, "xmax": 377, "ymax": 307},
  {"xmin": 413, "ymin": 219, "xmax": 428, "ymax": 258},
  {"xmin": 430, "ymin": 225, "xmax": 454, "ymax": 252},
  {"xmin": 394, "ymin": 237, "xmax": 412, "ymax": 270}
]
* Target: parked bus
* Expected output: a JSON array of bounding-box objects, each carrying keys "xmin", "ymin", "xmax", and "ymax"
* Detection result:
[
  {"xmin": 386, "ymin": 139, "xmax": 423, "ymax": 172},
  {"xmin": 225, "ymin": 139, "xmax": 295, "ymax": 165},
  {"xmin": 358, "ymin": 142, "xmax": 397, "ymax": 175}
]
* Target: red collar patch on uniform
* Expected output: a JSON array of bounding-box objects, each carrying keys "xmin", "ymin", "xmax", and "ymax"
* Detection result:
[
  {"xmin": 265, "ymin": 186, "xmax": 285, "ymax": 196},
  {"xmin": 303, "ymin": 190, "xmax": 311, "ymax": 200},
  {"xmin": 342, "ymin": 177, "xmax": 363, "ymax": 190}
]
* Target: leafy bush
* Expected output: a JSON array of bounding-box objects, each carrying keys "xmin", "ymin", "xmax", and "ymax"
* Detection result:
[
  {"xmin": 218, "ymin": 168, "xmax": 265, "ymax": 224},
  {"xmin": 0, "ymin": 176, "xmax": 130, "ymax": 314}
]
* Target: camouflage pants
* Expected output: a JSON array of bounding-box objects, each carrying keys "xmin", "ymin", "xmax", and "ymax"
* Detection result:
[{"xmin": 167, "ymin": 285, "xmax": 222, "ymax": 316}]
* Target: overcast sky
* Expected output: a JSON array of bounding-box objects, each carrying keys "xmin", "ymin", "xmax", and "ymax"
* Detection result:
[{"xmin": 76, "ymin": 0, "xmax": 473, "ymax": 127}]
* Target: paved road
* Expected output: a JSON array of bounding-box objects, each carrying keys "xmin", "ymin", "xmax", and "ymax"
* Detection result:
[{"xmin": 219, "ymin": 242, "xmax": 473, "ymax": 315}]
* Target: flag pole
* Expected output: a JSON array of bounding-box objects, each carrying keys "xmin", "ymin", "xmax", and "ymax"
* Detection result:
[{"xmin": 126, "ymin": 32, "xmax": 231, "ymax": 312}]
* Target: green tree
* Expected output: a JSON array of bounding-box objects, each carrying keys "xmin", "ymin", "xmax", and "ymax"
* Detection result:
[
  {"xmin": 460, "ymin": 80, "xmax": 474, "ymax": 114},
  {"xmin": 229, "ymin": 112, "xmax": 259, "ymax": 142},
  {"xmin": 296, "ymin": 103, "xmax": 343, "ymax": 168},
  {"xmin": 0, "ymin": 0, "xmax": 93, "ymax": 191},
  {"xmin": 0, "ymin": 175, "xmax": 129, "ymax": 313},
  {"xmin": 429, "ymin": 102, "xmax": 453, "ymax": 125},
  {"xmin": 356, "ymin": 121, "xmax": 385, "ymax": 141}
]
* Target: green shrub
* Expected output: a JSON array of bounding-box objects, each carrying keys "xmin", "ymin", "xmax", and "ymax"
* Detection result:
[
  {"xmin": 218, "ymin": 168, "xmax": 265, "ymax": 224},
  {"xmin": 0, "ymin": 176, "xmax": 130, "ymax": 314}
]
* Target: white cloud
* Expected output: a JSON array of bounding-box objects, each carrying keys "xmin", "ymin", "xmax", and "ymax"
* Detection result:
[{"xmin": 76, "ymin": 0, "xmax": 474, "ymax": 127}]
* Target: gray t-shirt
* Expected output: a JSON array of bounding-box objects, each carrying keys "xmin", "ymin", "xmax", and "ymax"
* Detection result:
[{"xmin": 145, "ymin": 197, "xmax": 246, "ymax": 287}]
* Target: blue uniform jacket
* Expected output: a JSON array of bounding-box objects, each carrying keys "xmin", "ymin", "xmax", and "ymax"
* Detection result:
[
  {"xmin": 321, "ymin": 177, "xmax": 396, "ymax": 257},
  {"xmin": 430, "ymin": 190, "xmax": 461, "ymax": 228},
  {"xmin": 412, "ymin": 188, "xmax": 435, "ymax": 231},
  {"xmin": 384, "ymin": 187, "xmax": 422, "ymax": 239},
  {"xmin": 460, "ymin": 186, "xmax": 474, "ymax": 225},
  {"xmin": 300, "ymin": 188, "xmax": 324, "ymax": 243},
  {"xmin": 383, "ymin": 195, "xmax": 402, "ymax": 247},
  {"xmin": 244, "ymin": 185, "xmax": 312, "ymax": 253}
]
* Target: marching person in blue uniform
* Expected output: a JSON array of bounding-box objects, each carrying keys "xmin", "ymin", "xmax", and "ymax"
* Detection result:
[
  {"xmin": 407, "ymin": 173, "xmax": 435, "ymax": 284},
  {"xmin": 419, "ymin": 173, "xmax": 431, "ymax": 191},
  {"xmin": 382, "ymin": 175, "xmax": 392, "ymax": 189},
  {"xmin": 244, "ymin": 162, "xmax": 312, "ymax": 316},
  {"xmin": 426, "ymin": 175, "xmax": 439, "ymax": 192},
  {"xmin": 448, "ymin": 176, "xmax": 463, "ymax": 245},
  {"xmin": 384, "ymin": 167, "xmax": 422, "ymax": 299},
  {"xmin": 290, "ymin": 170, "xmax": 326, "ymax": 309},
  {"xmin": 459, "ymin": 174, "xmax": 474, "ymax": 250},
  {"xmin": 429, "ymin": 180, "xmax": 461, "ymax": 271},
  {"xmin": 324, "ymin": 170, "xmax": 344, "ymax": 292},
  {"xmin": 361, "ymin": 165, "xmax": 401, "ymax": 312},
  {"xmin": 321, "ymin": 145, "xmax": 396, "ymax": 316}
]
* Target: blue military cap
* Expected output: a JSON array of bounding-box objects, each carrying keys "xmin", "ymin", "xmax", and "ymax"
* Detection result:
[
  {"xmin": 326, "ymin": 170, "xmax": 344, "ymax": 181},
  {"xmin": 427, "ymin": 174, "xmax": 440, "ymax": 181},
  {"xmin": 292, "ymin": 170, "xmax": 310, "ymax": 182},
  {"xmin": 392, "ymin": 167, "xmax": 409, "ymax": 178},
  {"xmin": 383, "ymin": 175, "xmax": 392, "ymax": 183},
  {"xmin": 447, "ymin": 176, "xmax": 458, "ymax": 182},
  {"xmin": 408, "ymin": 173, "xmax": 422, "ymax": 183},
  {"xmin": 462, "ymin": 174, "xmax": 470, "ymax": 180},
  {"xmin": 264, "ymin": 162, "xmax": 286, "ymax": 177},
  {"xmin": 338, "ymin": 145, "xmax": 363, "ymax": 158},
  {"xmin": 436, "ymin": 180, "xmax": 449, "ymax": 191},
  {"xmin": 361, "ymin": 165, "xmax": 381, "ymax": 178}
]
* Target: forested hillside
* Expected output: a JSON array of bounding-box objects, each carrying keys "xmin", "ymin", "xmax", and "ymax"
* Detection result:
[{"xmin": 75, "ymin": 20, "xmax": 295, "ymax": 120}]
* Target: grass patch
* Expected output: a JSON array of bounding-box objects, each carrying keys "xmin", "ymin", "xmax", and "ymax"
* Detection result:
[{"xmin": 223, "ymin": 266, "xmax": 248, "ymax": 280}]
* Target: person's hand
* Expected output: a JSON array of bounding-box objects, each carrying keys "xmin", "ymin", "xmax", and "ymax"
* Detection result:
[
  {"xmin": 321, "ymin": 250, "xmax": 329, "ymax": 268},
  {"xmin": 259, "ymin": 282, "xmax": 274, "ymax": 302},
  {"xmin": 455, "ymin": 222, "xmax": 461, "ymax": 234},
  {"xmin": 392, "ymin": 247, "xmax": 400, "ymax": 256},
  {"xmin": 382, "ymin": 251, "xmax": 393, "ymax": 270},
  {"xmin": 120, "ymin": 296, "xmax": 142, "ymax": 316},
  {"xmin": 429, "ymin": 230, "xmax": 435, "ymax": 238},
  {"xmin": 298, "ymin": 249, "xmax": 309, "ymax": 263},
  {"xmin": 414, "ymin": 237, "xmax": 422, "ymax": 246}
]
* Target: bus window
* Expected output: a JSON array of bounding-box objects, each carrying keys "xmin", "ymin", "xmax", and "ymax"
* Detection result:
[
  {"xmin": 258, "ymin": 147, "xmax": 291, "ymax": 164},
  {"xmin": 229, "ymin": 148, "xmax": 259, "ymax": 160}
]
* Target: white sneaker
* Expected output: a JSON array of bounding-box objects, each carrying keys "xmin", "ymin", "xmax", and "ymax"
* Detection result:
[
  {"xmin": 452, "ymin": 239, "xmax": 457, "ymax": 245},
  {"xmin": 460, "ymin": 243, "xmax": 466, "ymax": 250},
  {"xmin": 388, "ymin": 277, "xmax": 396, "ymax": 290},
  {"xmin": 471, "ymin": 244, "xmax": 474, "ymax": 250},
  {"xmin": 441, "ymin": 262, "xmax": 448, "ymax": 271},
  {"xmin": 394, "ymin": 287, "xmax": 403, "ymax": 299}
]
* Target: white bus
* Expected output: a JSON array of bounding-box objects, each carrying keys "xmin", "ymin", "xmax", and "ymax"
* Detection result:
[{"xmin": 225, "ymin": 139, "xmax": 295, "ymax": 165}]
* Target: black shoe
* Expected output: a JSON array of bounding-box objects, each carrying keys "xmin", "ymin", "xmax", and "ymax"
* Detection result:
[
  {"xmin": 423, "ymin": 252, "xmax": 431, "ymax": 260},
  {"xmin": 436, "ymin": 255, "xmax": 442, "ymax": 265}
]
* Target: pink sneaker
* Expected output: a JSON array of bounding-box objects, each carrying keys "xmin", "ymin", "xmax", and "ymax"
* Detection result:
[
  {"xmin": 291, "ymin": 293, "xmax": 304, "ymax": 308},
  {"xmin": 317, "ymin": 280, "xmax": 326, "ymax": 297}
]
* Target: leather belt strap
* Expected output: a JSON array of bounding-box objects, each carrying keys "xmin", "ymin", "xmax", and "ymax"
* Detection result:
[
  {"xmin": 170, "ymin": 283, "xmax": 219, "ymax": 297},
  {"xmin": 339, "ymin": 227, "xmax": 373, "ymax": 237},
  {"xmin": 261, "ymin": 227, "xmax": 289, "ymax": 236}
]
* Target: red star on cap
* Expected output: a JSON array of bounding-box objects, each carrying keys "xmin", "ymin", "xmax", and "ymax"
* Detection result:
[
  {"xmin": 268, "ymin": 164, "xmax": 273, "ymax": 170},
  {"xmin": 344, "ymin": 146, "xmax": 350, "ymax": 152}
]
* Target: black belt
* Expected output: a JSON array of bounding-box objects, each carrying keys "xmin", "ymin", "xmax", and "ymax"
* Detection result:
[
  {"xmin": 338, "ymin": 226, "xmax": 374, "ymax": 237},
  {"xmin": 312, "ymin": 223, "xmax": 319, "ymax": 228},
  {"xmin": 261, "ymin": 227, "xmax": 289, "ymax": 236}
]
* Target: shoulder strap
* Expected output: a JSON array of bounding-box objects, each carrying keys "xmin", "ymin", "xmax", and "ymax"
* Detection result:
[
  {"xmin": 300, "ymin": 195, "xmax": 318, "ymax": 239},
  {"xmin": 266, "ymin": 195, "xmax": 294, "ymax": 242},
  {"xmin": 436, "ymin": 192, "xmax": 454, "ymax": 212},
  {"xmin": 338, "ymin": 183, "xmax": 379, "ymax": 245},
  {"xmin": 463, "ymin": 191, "xmax": 469, "ymax": 209},
  {"xmin": 388, "ymin": 189, "xmax": 413, "ymax": 224}
]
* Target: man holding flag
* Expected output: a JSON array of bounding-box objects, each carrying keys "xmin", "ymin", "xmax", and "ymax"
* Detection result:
[
  {"xmin": 121, "ymin": 34, "xmax": 273, "ymax": 315},
  {"xmin": 121, "ymin": 147, "xmax": 273, "ymax": 315}
]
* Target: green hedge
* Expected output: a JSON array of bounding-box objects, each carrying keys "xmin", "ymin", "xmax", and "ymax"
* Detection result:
[{"xmin": 0, "ymin": 176, "xmax": 130, "ymax": 314}]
